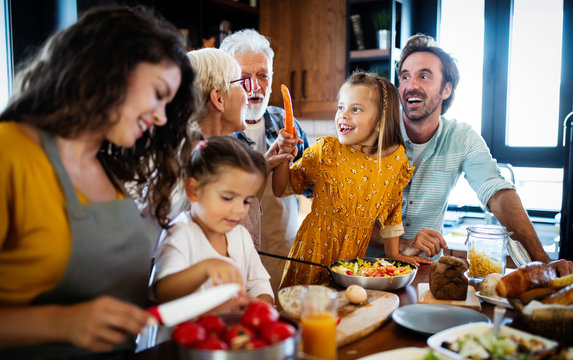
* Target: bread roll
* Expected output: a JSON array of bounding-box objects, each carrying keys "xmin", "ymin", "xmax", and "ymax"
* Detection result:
[
  {"xmin": 480, "ymin": 273, "xmax": 503, "ymax": 298},
  {"xmin": 495, "ymin": 261, "xmax": 556, "ymax": 298},
  {"xmin": 549, "ymin": 273, "xmax": 573, "ymax": 290},
  {"xmin": 542, "ymin": 284, "xmax": 573, "ymax": 305}
]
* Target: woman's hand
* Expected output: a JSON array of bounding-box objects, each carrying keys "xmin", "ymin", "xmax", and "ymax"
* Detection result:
[
  {"xmin": 60, "ymin": 296, "xmax": 153, "ymax": 352},
  {"xmin": 0, "ymin": 298, "xmax": 153, "ymax": 352}
]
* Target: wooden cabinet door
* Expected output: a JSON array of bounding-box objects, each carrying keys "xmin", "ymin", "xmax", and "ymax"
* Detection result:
[
  {"xmin": 259, "ymin": 0, "xmax": 298, "ymax": 112},
  {"xmin": 260, "ymin": 0, "xmax": 346, "ymax": 119}
]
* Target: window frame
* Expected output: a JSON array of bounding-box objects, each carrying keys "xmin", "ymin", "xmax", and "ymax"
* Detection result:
[
  {"xmin": 1, "ymin": 0, "xmax": 13, "ymax": 108},
  {"xmin": 481, "ymin": 0, "xmax": 572, "ymax": 168}
]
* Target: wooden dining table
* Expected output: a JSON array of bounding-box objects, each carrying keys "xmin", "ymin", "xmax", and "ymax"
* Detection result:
[{"xmin": 128, "ymin": 264, "xmax": 510, "ymax": 360}]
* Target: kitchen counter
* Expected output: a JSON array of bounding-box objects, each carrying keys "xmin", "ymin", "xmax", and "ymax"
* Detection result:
[
  {"xmin": 127, "ymin": 265, "xmax": 507, "ymax": 360},
  {"xmin": 443, "ymin": 211, "xmax": 561, "ymax": 261}
]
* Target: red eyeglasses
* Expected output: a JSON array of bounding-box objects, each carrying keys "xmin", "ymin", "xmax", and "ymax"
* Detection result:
[{"xmin": 230, "ymin": 76, "xmax": 252, "ymax": 93}]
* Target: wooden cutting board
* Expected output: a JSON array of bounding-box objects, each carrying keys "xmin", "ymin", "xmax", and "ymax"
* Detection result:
[
  {"xmin": 336, "ymin": 289, "xmax": 399, "ymax": 347},
  {"xmin": 417, "ymin": 283, "xmax": 481, "ymax": 311}
]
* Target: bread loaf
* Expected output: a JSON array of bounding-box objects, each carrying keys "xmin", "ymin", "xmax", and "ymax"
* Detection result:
[
  {"xmin": 430, "ymin": 256, "xmax": 468, "ymax": 300},
  {"xmin": 495, "ymin": 262, "xmax": 556, "ymax": 298},
  {"xmin": 542, "ymin": 284, "xmax": 573, "ymax": 305},
  {"xmin": 518, "ymin": 287, "xmax": 556, "ymax": 304}
]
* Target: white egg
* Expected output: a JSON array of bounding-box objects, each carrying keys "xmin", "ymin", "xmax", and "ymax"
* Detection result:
[{"xmin": 345, "ymin": 284, "xmax": 368, "ymax": 304}]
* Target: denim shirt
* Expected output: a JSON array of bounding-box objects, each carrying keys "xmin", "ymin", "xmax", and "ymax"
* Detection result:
[{"xmin": 400, "ymin": 116, "xmax": 514, "ymax": 241}]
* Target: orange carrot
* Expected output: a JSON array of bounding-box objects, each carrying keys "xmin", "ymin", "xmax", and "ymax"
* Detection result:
[{"xmin": 281, "ymin": 84, "xmax": 294, "ymax": 135}]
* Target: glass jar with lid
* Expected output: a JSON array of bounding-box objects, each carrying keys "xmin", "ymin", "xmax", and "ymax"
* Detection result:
[{"xmin": 466, "ymin": 224, "xmax": 512, "ymax": 281}]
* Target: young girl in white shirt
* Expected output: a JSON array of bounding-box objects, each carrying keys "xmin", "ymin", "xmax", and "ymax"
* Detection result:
[{"xmin": 153, "ymin": 136, "xmax": 273, "ymax": 304}]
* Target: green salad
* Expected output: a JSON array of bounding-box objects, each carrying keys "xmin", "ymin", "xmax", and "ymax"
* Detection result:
[
  {"xmin": 441, "ymin": 331, "xmax": 551, "ymax": 360},
  {"xmin": 422, "ymin": 350, "xmax": 442, "ymax": 360}
]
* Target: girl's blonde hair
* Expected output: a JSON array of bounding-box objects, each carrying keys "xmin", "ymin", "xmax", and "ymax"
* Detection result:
[
  {"xmin": 343, "ymin": 72, "xmax": 404, "ymax": 161},
  {"xmin": 186, "ymin": 135, "xmax": 267, "ymax": 187}
]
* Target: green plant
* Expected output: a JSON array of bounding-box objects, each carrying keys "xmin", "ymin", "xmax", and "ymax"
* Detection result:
[{"xmin": 372, "ymin": 10, "xmax": 391, "ymax": 31}]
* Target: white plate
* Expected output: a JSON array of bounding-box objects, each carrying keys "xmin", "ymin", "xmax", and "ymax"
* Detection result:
[
  {"xmin": 392, "ymin": 304, "xmax": 490, "ymax": 335},
  {"xmin": 475, "ymin": 290, "xmax": 511, "ymax": 309},
  {"xmin": 427, "ymin": 322, "xmax": 558, "ymax": 360},
  {"xmin": 356, "ymin": 347, "xmax": 435, "ymax": 360}
]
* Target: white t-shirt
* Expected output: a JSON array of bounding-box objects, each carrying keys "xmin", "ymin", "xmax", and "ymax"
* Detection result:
[
  {"xmin": 243, "ymin": 120, "xmax": 266, "ymax": 153},
  {"xmin": 411, "ymin": 141, "xmax": 430, "ymax": 169},
  {"xmin": 153, "ymin": 212, "xmax": 273, "ymax": 300}
]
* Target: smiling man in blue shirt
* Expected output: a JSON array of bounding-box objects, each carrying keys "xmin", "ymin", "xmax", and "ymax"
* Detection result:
[{"xmin": 376, "ymin": 34, "xmax": 572, "ymax": 275}]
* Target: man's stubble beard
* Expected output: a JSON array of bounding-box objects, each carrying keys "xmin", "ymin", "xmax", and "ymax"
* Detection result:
[{"xmin": 401, "ymin": 92, "xmax": 444, "ymax": 123}]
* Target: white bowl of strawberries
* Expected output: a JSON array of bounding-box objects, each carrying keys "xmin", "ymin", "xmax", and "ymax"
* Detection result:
[{"xmin": 173, "ymin": 301, "xmax": 298, "ymax": 359}]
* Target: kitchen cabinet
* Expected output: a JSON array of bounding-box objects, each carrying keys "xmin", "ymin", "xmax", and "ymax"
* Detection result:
[
  {"xmin": 347, "ymin": 0, "xmax": 412, "ymax": 85},
  {"xmin": 260, "ymin": 0, "xmax": 347, "ymax": 120},
  {"xmin": 151, "ymin": 0, "xmax": 259, "ymax": 49},
  {"xmin": 77, "ymin": 0, "xmax": 258, "ymax": 50},
  {"xmin": 260, "ymin": 0, "xmax": 411, "ymax": 119}
]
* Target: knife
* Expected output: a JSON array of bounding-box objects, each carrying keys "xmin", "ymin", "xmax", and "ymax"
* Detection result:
[{"xmin": 146, "ymin": 283, "xmax": 240, "ymax": 327}]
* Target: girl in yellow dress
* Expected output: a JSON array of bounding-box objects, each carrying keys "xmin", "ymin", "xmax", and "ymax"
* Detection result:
[{"xmin": 272, "ymin": 72, "xmax": 431, "ymax": 287}]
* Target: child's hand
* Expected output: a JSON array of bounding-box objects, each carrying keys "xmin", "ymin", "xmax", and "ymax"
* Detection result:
[
  {"xmin": 204, "ymin": 293, "xmax": 251, "ymax": 315},
  {"xmin": 277, "ymin": 128, "xmax": 302, "ymax": 156},
  {"xmin": 255, "ymin": 293, "xmax": 274, "ymax": 305},
  {"xmin": 409, "ymin": 229, "xmax": 448, "ymax": 257},
  {"xmin": 201, "ymin": 258, "xmax": 244, "ymax": 288},
  {"xmin": 392, "ymin": 253, "xmax": 432, "ymax": 267}
]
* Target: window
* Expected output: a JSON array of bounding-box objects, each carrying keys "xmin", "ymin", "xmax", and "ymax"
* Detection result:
[
  {"xmin": 506, "ymin": 0, "xmax": 563, "ymax": 148},
  {"xmin": 481, "ymin": 0, "xmax": 568, "ymax": 168},
  {"xmin": 439, "ymin": 0, "xmax": 485, "ymax": 135},
  {"xmin": 440, "ymin": 0, "xmax": 571, "ymax": 214},
  {"xmin": 0, "ymin": 0, "xmax": 11, "ymax": 110}
]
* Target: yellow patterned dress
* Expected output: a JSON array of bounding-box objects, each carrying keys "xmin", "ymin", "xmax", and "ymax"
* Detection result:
[{"xmin": 279, "ymin": 136, "xmax": 413, "ymax": 287}]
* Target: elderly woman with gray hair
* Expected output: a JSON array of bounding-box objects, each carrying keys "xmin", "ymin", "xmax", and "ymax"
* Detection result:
[
  {"xmin": 186, "ymin": 48, "xmax": 250, "ymax": 137},
  {"xmin": 169, "ymin": 48, "xmax": 264, "ymax": 248}
]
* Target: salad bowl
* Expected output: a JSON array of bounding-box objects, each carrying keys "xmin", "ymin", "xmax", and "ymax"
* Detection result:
[
  {"xmin": 427, "ymin": 322, "xmax": 558, "ymax": 360},
  {"xmin": 329, "ymin": 257, "xmax": 417, "ymax": 290}
]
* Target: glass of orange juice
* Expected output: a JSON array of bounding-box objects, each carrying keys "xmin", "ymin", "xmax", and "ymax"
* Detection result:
[{"xmin": 300, "ymin": 286, "xmax": 337, "ymax": 360}]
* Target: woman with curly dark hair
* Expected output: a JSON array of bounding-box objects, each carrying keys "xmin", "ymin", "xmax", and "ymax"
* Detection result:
[{"xmin": 0, "ymin": 5, "xmax": 197, "ymax": 358}]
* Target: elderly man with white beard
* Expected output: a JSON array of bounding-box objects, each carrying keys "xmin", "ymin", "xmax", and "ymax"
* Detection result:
[{"xmin": 220, "ymin": 29, "xmax": 312, "ymax": 295}]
